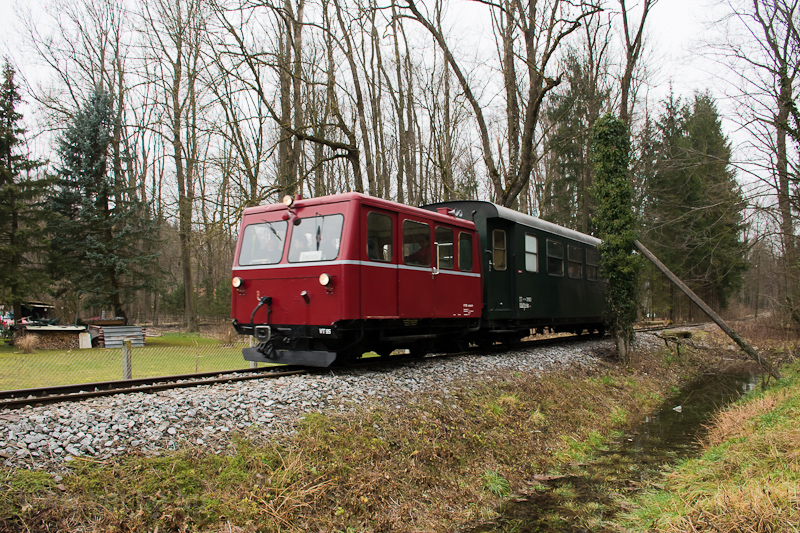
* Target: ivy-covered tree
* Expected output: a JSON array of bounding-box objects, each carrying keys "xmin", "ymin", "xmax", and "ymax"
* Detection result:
[
  {"xmin": 644, "ymin": 92, "xmax": 748, "ymax": 315},
  {"xmin": 0, "ymin": 59, "xmax": 49, "ymax": 321},
  {"xmin": 47, "ymin": 86, "xmax": 160, "ymax": 324},
  {"xmin": 590, "ymin": 113, "xmax": 641, "ymax": 364}
]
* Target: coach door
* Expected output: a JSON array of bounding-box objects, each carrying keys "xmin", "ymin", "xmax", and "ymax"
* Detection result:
[
  {"xmin": 485, "ymin": 222, "xmax": 514, "ymax": 319},
  {"xmin": 361, "ymin": 209, "xmax": 398, "ymax": 319}
]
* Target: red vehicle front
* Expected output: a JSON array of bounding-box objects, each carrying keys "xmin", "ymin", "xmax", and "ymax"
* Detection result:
[{"xmin": 231, "ymin": 193, "xmax": 483, "ymax": 367}]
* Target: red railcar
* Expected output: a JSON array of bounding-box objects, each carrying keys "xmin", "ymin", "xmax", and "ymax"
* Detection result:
[{"xmin": 231, "ymin": 193, "xmax": 482, "ymax": 367}]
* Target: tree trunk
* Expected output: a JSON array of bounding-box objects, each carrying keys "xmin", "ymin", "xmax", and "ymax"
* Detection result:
[{"xmin": 635, "ymin": 240, "xmax": 780, "ymax": 379}]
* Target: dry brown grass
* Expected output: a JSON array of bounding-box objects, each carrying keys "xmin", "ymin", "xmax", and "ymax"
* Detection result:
[
  {"xmin": 15, "ymin": 334, "xmax": 40, "ymax": 354},
  {"xmin": 702, "ymin": 390, "xmax": 786, "ymax": 447},
  {"xmin": 662, "ymin": 482, "xmax": 800, "ymax": 533}
]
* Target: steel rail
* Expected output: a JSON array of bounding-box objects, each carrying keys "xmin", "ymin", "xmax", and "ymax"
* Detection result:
[{"xmin": 0, "ymin": 367, "xmax": 309, "ymax": 409}]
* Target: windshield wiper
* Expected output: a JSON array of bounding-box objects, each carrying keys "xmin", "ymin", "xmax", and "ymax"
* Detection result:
[{"xmin": 262, "ymin": 219, "xmax": 283, "ymax": 241}]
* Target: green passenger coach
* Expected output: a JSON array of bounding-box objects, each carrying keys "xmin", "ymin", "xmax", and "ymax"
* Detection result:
[{"xmin": 422, "ymin": 201, "xmax": 605, "ymax": 342}]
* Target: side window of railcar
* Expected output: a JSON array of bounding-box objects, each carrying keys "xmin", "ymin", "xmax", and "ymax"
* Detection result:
[
  {"xmin": 238, "ymin": 220, "xmax": 288, "ymax": 266},
  {"xmin": 287, "ymin": 214, "xmax": 344, "ymax": 262},
  {"xmin": 459, "ymin": 232, "xmax": 473, "ymax": 272},
  {"xmin": 546, "ymin": 239, "xmax": 564, "ymax": 276},
  {"xmin": 568, "ymin": 245, "xmax": 583, "ymax": 279},
  {"xmin": 403, "ymin": 220, "xmax": 431, "ymax": 266},
  {"xmin": 586, "ymin": 249, "xmax": 600, "ymax": 281},
  {"xmin": 435, "ymin": 227, "xmax": 454, "ymax": 270},
  {"xmin": 525, "ymin": 233, "xmax": 538, "ymax": 272},
  {"xmin": 367, "ymin": 212, "xmax": 393, "ymax": 262},
  {"xmin": 492, "ymin": 230, "xmax": 507, "ymax": 271}
]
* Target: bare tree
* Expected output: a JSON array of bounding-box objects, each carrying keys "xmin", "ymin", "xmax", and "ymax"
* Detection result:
[
  {"xmin": 141, "ymin": 0, "xmax": 210, "ymax": 332},
  {"xmin": 712, "ymin": 0, "xmax": 799, "ymax": 319},
  {"xmin": 403, "ymin": 0, "xmax": 601, "ymax": 207},
  {"xmin": 617, "ymin": 0, "xmax": 656, "ymax": 126}
]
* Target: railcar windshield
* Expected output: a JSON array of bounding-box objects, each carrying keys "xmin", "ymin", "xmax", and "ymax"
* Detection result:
[
  {"xmin": 238, "ymin": 220, "xmax": 288, "ymax": 266},
  {"xmin": 288, "ymin": 214, "xmax": 344, "ymax": 262}
]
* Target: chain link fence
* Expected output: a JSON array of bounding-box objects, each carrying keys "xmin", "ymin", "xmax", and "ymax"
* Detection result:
[{"xmin": 0, "ymin": 331, "xmax": 262, "ymax": 392}]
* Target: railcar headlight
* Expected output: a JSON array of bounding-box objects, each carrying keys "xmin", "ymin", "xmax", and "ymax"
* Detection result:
[
  {"xmin": 232, "ymin": 276, "xmax": 243, "ymax": 288},
  {"xmin": 282, "ymin": 195, "xmax": 294, "ymax": 207},
  {"xmin": 319, "ymin": 273, "xmax": 331, "ymax": 286}
]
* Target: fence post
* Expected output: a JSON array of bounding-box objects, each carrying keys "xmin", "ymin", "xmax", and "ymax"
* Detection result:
[
  {"xmin": 122, "ymin": 339, "xmax": 132, "ymax": 380},
  {"xmin": 249, "ymin": 336, "xmax": 258, "ymax": 369}
]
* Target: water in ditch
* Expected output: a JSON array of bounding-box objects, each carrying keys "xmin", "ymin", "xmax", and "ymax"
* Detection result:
[{"xmin": 467, "ymin": 370, "xmax": 761, "ymax": 533}]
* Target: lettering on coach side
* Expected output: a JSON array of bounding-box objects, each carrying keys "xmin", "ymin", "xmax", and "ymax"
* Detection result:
[
  {"xmin": 318, "ymin": 327, "xmax": 332, "ymax": 335},
  {"xmin": 518, "ymin": 296, "xmax": 532, "ymax": 310}
]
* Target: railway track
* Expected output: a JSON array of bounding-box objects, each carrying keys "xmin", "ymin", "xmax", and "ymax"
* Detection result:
[{"xmin": 0, "ymin": 328, "xmax": 673, "ymax": 409}]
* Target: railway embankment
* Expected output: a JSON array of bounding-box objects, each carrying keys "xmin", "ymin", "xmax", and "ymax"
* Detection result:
[{"xmin": 0, "ymin": 321, "xmax": 796, "ymax": 532}]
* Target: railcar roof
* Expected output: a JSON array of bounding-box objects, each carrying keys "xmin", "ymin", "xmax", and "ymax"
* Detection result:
[
  {"xmin": 241, "ymin": 192, "xmax": 477, "ymax": 229},
  {"xmin": 422, "ymin": 200, "xmax": 601, "ymax": 246}
]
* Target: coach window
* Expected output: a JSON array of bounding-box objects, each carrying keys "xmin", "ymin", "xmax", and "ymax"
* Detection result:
[
  {"xmin": 367, "ymin": 212, "xmax": 393, "ymax": 262},
  {"xmin": 288, "ymin": 214, "xmax": 344, "ymax": 262},
  {"xmin": 492, "ymin": 230, "xmax": 507, "ymax": 270},
  {"xmin": 525, "ymin": 233, "xmax": 538, "ymax": 272},
  {"xmin": 568, "ymin": 246, "xmax": 583, "ymax": 279},
  {"xmin": 586, "ymin": 249, "xmax": 600, "ymax": 281},
  {"xmin": 403, "ymin": 220, "xmax": 431, "ymax": 266},
  {"xmin": 238, "ymin": 220, "xmax": 287, "ymax": 266},
  {"xmin": 435, "ymin": 227, "xmax": 454, "ymax": 270},
  {"xmin": 547, "ymin": 239, "xmax": 564, "ymax": 276},
  {"xmin": 459, "ymin": 232, "xmax": 473, "ymax": 272}
]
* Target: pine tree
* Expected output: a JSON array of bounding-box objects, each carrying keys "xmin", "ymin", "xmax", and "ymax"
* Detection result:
[
  {"xmin": 542, "ymin": 55, "xmax": 609, "ymax": 232},
  {"xmin": 0, "ymin": 59, "xmax": 49, "ymax": 322},
  {"xmin": 47, "ymin": 86, "xmax": 160, "ymax": 323},
  {"xmin": 590, "ymin": 113, "xmax": 641, "ymax": 364},
  {"xmin": 644, "ymin": 92, "xmax": 748, "ymax": 313}
]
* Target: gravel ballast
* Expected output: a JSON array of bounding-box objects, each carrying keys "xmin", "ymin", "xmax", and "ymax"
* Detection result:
[{"xmin": 0, "ymin": 336, "xmax": 658, "ymax": 472}]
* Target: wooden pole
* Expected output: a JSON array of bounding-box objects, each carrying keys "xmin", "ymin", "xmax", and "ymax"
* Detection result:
[
  {"xmin": 634, "ymin": 240, "xmax": 780, "ymax": 379},
  {"xmin": 122, "ymin": 339, "xmax": 133, "ymax": 380}
]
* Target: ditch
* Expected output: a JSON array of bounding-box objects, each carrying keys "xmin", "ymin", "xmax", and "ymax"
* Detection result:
[{"xmin": 466, "ymin": 370, "xmax": 760, "ymax": 532}]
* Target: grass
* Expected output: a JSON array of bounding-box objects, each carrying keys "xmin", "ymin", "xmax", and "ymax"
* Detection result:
[
  {"xmin": 2, "ymin": 320, "xmax": 795, "ymax": 532},
  {"xmin": 0, "ymin": 332, "xmax": 258, "ymax": 390},
  {"xmin": 622, "ymin": 360, "xmax": 800, "ymax": 532},
  {"xmin": 0, "ymin": 351, "xmax": 683, "ymax": 533}
]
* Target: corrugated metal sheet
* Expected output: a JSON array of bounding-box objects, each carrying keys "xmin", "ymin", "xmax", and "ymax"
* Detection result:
[{"xmin": 102, "ymin": 326, "xmax": 145, "ymax": 348}]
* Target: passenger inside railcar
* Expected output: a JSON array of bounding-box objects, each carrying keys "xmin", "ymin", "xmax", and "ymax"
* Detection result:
[{"xmin": 403, "ymin": 220, "xmax": 431, "ymax": 266}]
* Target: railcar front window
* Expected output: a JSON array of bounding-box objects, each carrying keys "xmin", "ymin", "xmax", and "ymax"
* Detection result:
[
  {"xmin": 238, "ymin": 220, "xmax": 288, "ymax": 266},
  {"xmin": 525, "ymin": 233, "xmax": 538, "ymax": 272},
  {"xmin": 367, "ymin": 212, "xmax": 393, "ymax": 262},
  {"xmin": 586, "ymin": 249, "xmax": 600, "ymax": 281},
  {"xmin": 568, "ymin": 245, "xmax": 583, "ymax": 279},
  {"xmin": 287, "ymin": 214, "xmax": 344, "ymax": 262},
  {"xmin": 403, "ymin": 220, "xmax": 431, "ymax": 266},
  {"xmin": 435, "ymin": 227, "xmax": 454, "ymax": 270},
  {"xmin": 547, "ymin": 239, "xmax": 564, "ymax": 276},
  {"xmin": 459, "ymin": 232, "xmax": 473, "ymax": 272},
  {"xmin": 493, "ymin": 230, "xmax": 507, "ymax": 271}
]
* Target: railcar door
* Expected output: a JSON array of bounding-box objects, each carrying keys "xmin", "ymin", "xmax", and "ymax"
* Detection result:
[
  {"xmin": 361, "ymin": 208, "xmax": 399, "ymax": 319},
  {"xmin": 431, "ymin": 226, "xmax": 480, "ymax": 318},
  {"xmin": 484, "ymin": 221, "xmax": 515, "ymax": 320},
  {"xmin": 398, "ymin": 217, "xmax": 435, "ymax": 318}
]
